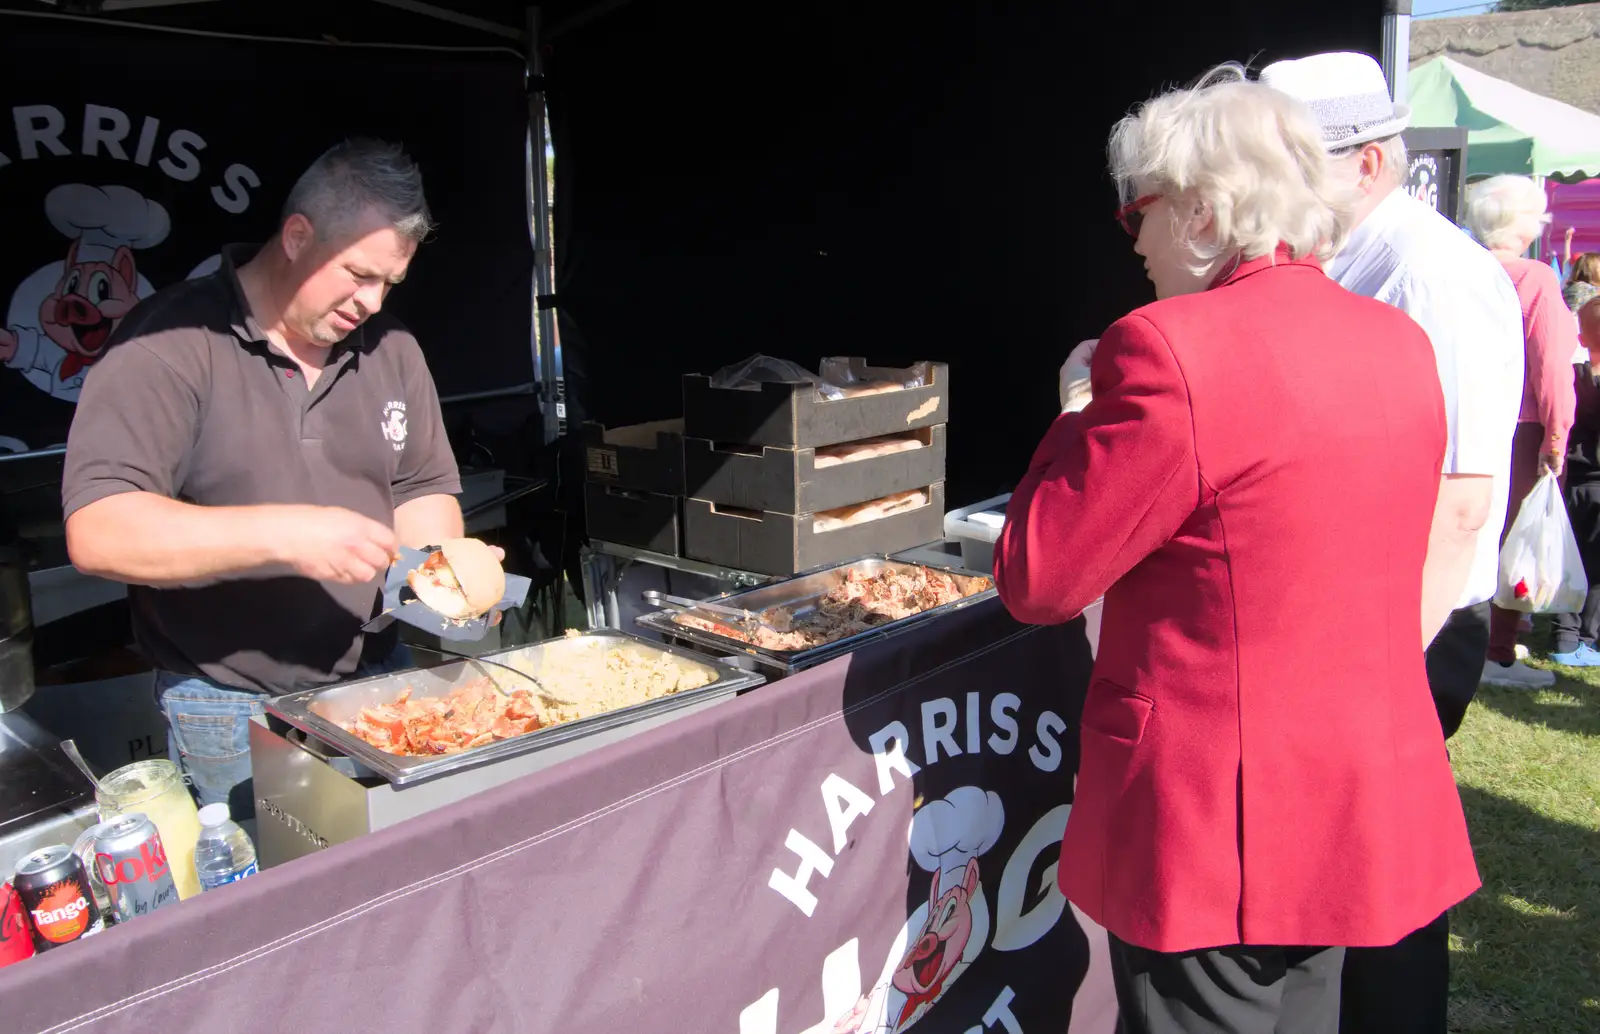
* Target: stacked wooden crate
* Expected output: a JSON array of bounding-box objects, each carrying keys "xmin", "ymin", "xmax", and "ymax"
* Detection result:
[
  {"xmin": 582, "ymin": 420, "xmax": 686, "ymax": 555},
  {"xmin": 679, "ymin": 359, "xmax": 950, "ymax": 576}
]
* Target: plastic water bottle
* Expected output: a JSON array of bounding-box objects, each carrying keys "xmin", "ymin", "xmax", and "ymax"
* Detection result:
[{"xmin": 193, "ymin": 803, "xmax": 259, "ymax": 891}]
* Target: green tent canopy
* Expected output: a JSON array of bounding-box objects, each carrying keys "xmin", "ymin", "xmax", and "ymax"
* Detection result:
[{"xmin": 1406, "ymin": 56, "xmax": 1600, "ymax": 181}]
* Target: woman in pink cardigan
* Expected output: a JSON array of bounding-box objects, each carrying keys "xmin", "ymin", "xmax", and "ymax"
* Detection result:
[{"xmin": 1466, "ymin": 175, "xmax": 1578, "ymax": 686}]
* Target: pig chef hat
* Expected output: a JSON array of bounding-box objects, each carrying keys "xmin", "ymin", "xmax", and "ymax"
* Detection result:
[
  {"xmin": 909, "ymin": 786, "xmax": 1005, "ymax": 899},
  {"xmin": 46, "ymin": 184, "xmax": 171, "ymax": 264}
]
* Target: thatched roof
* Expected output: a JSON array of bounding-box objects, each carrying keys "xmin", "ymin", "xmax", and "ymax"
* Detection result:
[{"xmin": 1411, "ymin": 3, "xmax": 1600, "ymax": 115}]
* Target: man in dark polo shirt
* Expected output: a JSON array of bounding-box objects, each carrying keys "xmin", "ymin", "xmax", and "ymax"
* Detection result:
[{"xmin": 62, "ymin": 140, "xmax": 465, "ymax": 820}]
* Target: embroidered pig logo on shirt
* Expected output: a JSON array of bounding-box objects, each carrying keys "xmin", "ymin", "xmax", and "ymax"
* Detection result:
[{"xmin": 380, "ymin": 400, "xmax": 408, "ymax": 452}]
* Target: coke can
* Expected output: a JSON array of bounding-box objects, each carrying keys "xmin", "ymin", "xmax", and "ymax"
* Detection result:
[
  {"xmin": 14, "ymin": 845, "xmax": 104, "ymax": 952},
  {"xmin": 71, "ymin": 827, "xmax": 114, "ymax": 921},
  {"xmin": 90, "ymin": 813, "xmax": 180, "ymax": 924},
  {"xmin": 0, "ymin": 883, "xmax": 34, "ymax": 966}
]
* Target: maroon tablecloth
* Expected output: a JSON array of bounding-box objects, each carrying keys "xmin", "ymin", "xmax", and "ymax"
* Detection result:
[{"xmin": 5, "ymin": 599, "xmax": 1112, "ymax": 1034}]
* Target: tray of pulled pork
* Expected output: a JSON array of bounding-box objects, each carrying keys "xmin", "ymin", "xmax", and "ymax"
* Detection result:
[
  {"xmin": 635, "ymin": 556, "xmax": 995, "ymax": 673},
  {"xmin": 264, "ymin": 629, "xmax": 765, "ymax": 786}
]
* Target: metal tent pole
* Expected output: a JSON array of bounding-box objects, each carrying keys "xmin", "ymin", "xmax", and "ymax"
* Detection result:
[
  {"xmin": 1380, "ymin": 0, "xmax": 1412, "ymax": 105},
  {"xmin": 527, "ymin": 5, "xmax": 564, "ymax": 444}
]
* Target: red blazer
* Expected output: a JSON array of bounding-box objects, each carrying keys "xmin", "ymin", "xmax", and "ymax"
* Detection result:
[{"xmin": 996, "ymin": 253, "xmax": 1480, "ymax": 951}]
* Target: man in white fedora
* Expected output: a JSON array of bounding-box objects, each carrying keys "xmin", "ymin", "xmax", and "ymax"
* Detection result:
[{"xmin": 1261, "ymin": 51, "xmax": 1525, "ymax": 1034}]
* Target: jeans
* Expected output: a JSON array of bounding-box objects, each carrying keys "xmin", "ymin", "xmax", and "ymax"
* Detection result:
[{"xmin": 153, "ymin": 644, "xmax": 414, "ymax": 823}]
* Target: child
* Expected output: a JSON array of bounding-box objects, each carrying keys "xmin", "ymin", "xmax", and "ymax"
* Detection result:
[{"xmin": 1552, "ymin": 295, "xmax": 1600, "ymax": 664}]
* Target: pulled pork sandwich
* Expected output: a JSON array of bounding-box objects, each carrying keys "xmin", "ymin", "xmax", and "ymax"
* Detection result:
[{"xmin": 406, "ymin": 538, "xmax": 506, "ymax": 620}]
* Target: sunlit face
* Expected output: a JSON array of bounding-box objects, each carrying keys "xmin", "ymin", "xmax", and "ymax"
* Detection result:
[
  {"xmin": 279, "ymin": 207, "xmax": 417, "ymax": 346},
  {"xmin": 1130, "ymin": 191, "xmax": 1215, "ymax": 299},
  {"xmin": 1579, "ymin": 304, "xmax": 1600, "ymax": 356}
]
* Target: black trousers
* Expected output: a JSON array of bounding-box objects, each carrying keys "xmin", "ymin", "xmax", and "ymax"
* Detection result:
[
  {"xmin": 1553, "ymin": 479, "xmax": 1600, "ymax": 652},
  {"xmin": 1335, "ymin": 602, "xmax": 1486, "ymax": 1033},
  {"xmin": 1337, "ymin": 913, "xmax": 1450, "ymax": 1034},
  {"xmin": 1424, "ymin": 600, "xmax": 1490, "ymax": 741},
  {"xmin": 1110, "ymin": 935, "xmax": 1343, "ymax": 1034}
]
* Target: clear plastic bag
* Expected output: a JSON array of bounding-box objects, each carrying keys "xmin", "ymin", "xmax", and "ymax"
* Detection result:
[
  {"xmin": 1493, "ymin": 470, "xmax": 1588, "ymax": 614},
  {"xmin": 708, "ymin": 355, "xmax": 820, "ymax": 391},
  {"xmin": 708, "ymin": 355, "xmax": 930, "ymax": 401}
]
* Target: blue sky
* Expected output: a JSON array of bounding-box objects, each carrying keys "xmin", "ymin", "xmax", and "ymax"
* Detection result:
[{"xmin": 1413, "ymin": 0, "xmax": 1494, "ymax": 17}]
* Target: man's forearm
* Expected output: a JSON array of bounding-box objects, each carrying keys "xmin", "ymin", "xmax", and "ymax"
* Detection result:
[
  {"xmin": 393, "ymin": 493, "xmax": 463, "ymax": 550},
  {"xmin": 1421, "ymin": 536, "xmax": 1477, "ymax": 648},
  {"xmin": 1421, "ymin": 474, "xmax": 1495, "ymax": 648},
  {"xmin": 67, "ymin": 492, "xmax": 290, "ymax": 587}
]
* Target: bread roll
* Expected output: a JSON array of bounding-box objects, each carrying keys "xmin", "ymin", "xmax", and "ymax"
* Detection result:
[
  {"xmin": 406, "ymin": 538, "xmax": 506, "ymax": 620},
  {"xmin": 813, "ymin": 489, "xmax": 929, "ymax": 532},
  {"xmin": 813, "ymin": 435, "xmax": 925, "ymax": 469}
]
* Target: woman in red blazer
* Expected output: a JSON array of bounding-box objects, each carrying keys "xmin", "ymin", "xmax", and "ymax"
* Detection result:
[{"xmin": 996, "ymin": 66, "xmax": 1479, "ymax": 1034}]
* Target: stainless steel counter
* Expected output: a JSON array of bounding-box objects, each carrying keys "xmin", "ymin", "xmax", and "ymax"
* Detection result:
[{"xmin": 0, "ymin": 711, "xmax": 97, "ymax": 878}]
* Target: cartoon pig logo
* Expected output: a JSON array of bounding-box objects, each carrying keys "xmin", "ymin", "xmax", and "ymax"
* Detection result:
[
  {"xmin": 832, "ymin": 787, "xmax": 1005, "ymax": 1034},
  {"xmin": 40, "ymin": 239, "xmax": 140, "ymax": 379},
  {"xmin": 1, "ymin": 184, "xmax": 168, "ymax": 404},
  {"xmin": 890, "ymin": 858, "xmax": 980, "ymax": 1027}
]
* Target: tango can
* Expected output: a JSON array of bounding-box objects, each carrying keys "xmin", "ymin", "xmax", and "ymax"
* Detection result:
[
  {"xmin": 14, "ymin": 845, "xmax": 104, "ymax": 952},
  {"xmin": 0, "ymin": 882, "xmax": 33, "ymax": 966},
  {"xmin": 91, "ymin": 813, "xmax": 180, "ymax": 923}
]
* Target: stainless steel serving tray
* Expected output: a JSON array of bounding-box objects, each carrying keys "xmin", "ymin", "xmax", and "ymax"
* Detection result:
[
  {"xmin": 264, "ymin": 629, "xmax": 765, "ymax": 787},
  {"xmin": 635, "ymin": 555, "xmax": 996, "ymax": 674}
]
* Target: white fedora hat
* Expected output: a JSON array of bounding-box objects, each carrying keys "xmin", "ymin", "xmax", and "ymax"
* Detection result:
[{"xmin": 1259, "ymin": 52, "xmax": 1410, "ymax": 150}]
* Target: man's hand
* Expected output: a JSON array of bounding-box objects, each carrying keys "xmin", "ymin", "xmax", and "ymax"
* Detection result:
[
  {"xmin": 1060, "ymin": 338, "xmax": 1099, "ymax": 413},
  {"xmin": 271, "ymin": 506, "xmax": 399, "ymax": 585},
  {"xmin": 1541, "ymin": 449, "xmax": 1565, "ymax": 477}
]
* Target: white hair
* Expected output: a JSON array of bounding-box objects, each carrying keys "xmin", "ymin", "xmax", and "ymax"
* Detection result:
[
  {"xmin": 1108, "ymin": 63, "xmax": 1351, "ymax": 270},
  {"xmin": 1378, "ymin": 135, "xmax": 1409, "ymax": 188},
  {"xmin": 1465, "ymin": 175, "xmax": 1550, "ymax": 252},
  {"xmin": 1331, "ymin": 134, "xmax": 1409, "ymax": 190}
]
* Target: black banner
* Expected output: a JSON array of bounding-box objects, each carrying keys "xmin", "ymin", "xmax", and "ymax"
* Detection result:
[
  {"xmin": 0, "ymin": 13, "xmax": 533, "ymax": 454},
  {"xmin": 1402, "ymin": 128, "xmax": 1469, "ymax": 227}
]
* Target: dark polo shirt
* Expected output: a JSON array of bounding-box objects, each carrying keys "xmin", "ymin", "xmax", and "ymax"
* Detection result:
[{"xmin": 62, "ymin": 245, "xmax": 461, "ymax": 694}]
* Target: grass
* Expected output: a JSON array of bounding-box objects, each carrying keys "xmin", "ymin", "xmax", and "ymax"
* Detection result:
[{"xmin": 1446, "ymin": 619, "xmax": 1600, "ymax": 1032}]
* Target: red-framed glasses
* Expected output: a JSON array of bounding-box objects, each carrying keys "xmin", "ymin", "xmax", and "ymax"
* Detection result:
[{"xmin": 1116, "ymin": 194, "xmax": 1161, "ymax": 238}]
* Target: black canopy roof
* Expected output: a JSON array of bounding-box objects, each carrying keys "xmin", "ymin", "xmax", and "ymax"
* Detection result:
[{"xmin": 4, "ymin": 0, "xmax": 1389, "ymax": 505}]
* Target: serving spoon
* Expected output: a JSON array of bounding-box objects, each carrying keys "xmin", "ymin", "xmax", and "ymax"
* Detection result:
[
  {"xmin": 405, "ymin": 641, "xmax": 577, "ymax": 710},
  {"xmin": 59, "ymin": 739, "xmax": 106, "ymax": 794}
]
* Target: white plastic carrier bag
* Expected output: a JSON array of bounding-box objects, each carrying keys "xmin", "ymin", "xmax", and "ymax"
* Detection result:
[{"xmin": 1493, "ymin": 470, "xmax": 1588, "ymax": 614}]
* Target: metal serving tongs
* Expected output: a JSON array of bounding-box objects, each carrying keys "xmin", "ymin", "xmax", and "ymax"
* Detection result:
[
  {"xmin": 405, "ymin": 641, "xmax": 577, "ymax": 710},
  {"xmin": 641, "ymin": 590, "xmax": 767, "ymax": 639}
]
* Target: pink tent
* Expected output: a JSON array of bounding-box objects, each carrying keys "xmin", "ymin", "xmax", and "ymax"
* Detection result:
[{"xmin": 1545, "ymin": 178, "xmax": 1600, "ymax": 265}]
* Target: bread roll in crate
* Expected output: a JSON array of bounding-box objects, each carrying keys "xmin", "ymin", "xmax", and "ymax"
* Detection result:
[
  {"xmin": 684, "ymin": 425, "xmax": 946, "ymax": 515},
  {"xmin": 682, "ymin": 356, "xmax": 948, "ymax": 449},
  {"xmin": 682, "ymin": 482, "xmax": 945, "ymax": 576}
]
